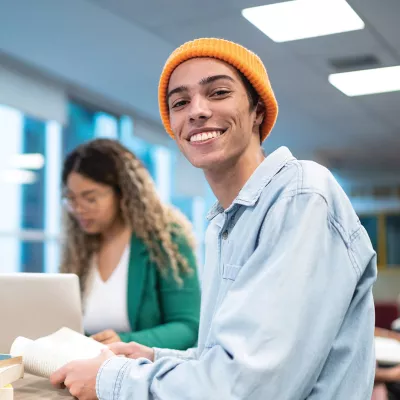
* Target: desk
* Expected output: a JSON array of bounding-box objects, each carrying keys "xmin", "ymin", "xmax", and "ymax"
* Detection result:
[{"xmin": 13, "ymin": 374, "xmax": 72, "ymax": 399}]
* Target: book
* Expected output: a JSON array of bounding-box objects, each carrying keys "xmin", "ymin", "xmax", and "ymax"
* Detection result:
[
  {"xmin": 10, "ymin": 327, "xmax": 106, "ymax": 378},
  {"xmin": 0, "ymin": 355, "xmax": 22, "ymax": 369},
  {"xmin": 375, "ymin": 336, "xmax": 400, "ymax": 365},
  {"xmin": 0, "ymin": 384, "xmax": 13, "ymax": 400},
  {"xmin": 0, "ymin": 364, "xmax": 23, "ymax": 389}
]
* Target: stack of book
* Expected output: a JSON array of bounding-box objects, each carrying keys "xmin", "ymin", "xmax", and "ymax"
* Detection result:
[{"xmin": 0, "ymin": 355, "xmax": 24, "ymax": 400}]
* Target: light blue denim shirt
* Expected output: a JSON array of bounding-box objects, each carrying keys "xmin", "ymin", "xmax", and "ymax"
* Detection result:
[{"xmin": 96, "ymin": 146, "xmax": 377, "ymax": 400}]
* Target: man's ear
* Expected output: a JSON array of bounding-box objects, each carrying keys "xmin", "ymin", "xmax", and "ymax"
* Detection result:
[{"xmin": 254, "ymin": 101, "xmax": 266, "ymax": 128}]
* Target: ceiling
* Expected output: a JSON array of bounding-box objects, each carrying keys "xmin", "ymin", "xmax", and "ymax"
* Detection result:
[{"xmin": 0, "ymin": 0, "xmax": 399, "ymax": 180}]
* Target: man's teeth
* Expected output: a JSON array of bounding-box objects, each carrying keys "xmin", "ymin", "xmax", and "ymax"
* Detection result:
[{"xmin": 190, "ymin": 131, "xmax": 223, "ymax": 142}]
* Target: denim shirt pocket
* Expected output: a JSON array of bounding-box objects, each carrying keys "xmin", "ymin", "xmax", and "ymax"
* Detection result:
[
  {"xmin": 204, "ymin": 264, "xmax": 242, "ymax": 349},
  {"xmin": 222, "ymin": 264, "xmax": 241, "ymax": 281}
]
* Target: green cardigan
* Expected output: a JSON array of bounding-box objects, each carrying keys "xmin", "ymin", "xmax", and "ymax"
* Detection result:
[{"xmin": 117, "ymin": 232, "xmax": 201, "ymax": 350}]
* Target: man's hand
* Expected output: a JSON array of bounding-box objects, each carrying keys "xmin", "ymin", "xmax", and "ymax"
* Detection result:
[
  {"xmin": 50, "ymin": 349, "xmax": 115, "ymax": 400},
  {"xmin": 108, "ymin": 341, "xmax": 155, "ymax": 362},
  {"xmin": 91, "ymin": 329, "xmax": 121, "ymax": 344}
]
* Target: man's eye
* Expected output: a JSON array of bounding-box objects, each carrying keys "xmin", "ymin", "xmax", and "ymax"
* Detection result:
[
  {"xmin": 212, "ymin": 90, "xmax": 230, "ymax": 97},
  {"xmin": 172, "ymin": 100, "xmax": 188, "ymax": 108}
]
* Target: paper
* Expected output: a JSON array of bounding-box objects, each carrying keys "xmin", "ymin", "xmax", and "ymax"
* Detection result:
[{"xmin": 10, "ymin": 327, "xmax": 106, "ymax": 378}]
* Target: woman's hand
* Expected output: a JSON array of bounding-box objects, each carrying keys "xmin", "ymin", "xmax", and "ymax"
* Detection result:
[
  {"xmin": 91, "ymin": 329, "xmax": 121, "ymax": 344},
  {"xmin": 107, "ymin": 341, "xmax": 155, "ymax": 362}
]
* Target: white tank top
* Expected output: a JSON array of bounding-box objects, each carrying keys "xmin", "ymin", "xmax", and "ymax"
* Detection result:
[{"xmin": 83, "ymin": 245, "xmax": 132, "ymax": 335}]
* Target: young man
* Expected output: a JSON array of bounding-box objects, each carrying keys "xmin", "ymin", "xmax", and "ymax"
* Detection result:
[{"xmin": 51, "ymin": 38, "xmax": 377, "ymax": 399}]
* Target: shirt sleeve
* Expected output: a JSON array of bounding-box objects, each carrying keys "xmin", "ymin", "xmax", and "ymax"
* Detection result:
[
  {"xmin": 153, "ymin": 346, "xmax": 198, "ymax": 361},
  {"xmin": 96, "ymin": 193, "xmax": 367, "ymax": 400}
]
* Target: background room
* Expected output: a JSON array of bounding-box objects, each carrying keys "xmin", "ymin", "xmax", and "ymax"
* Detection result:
[{"xmin": 0, "ymin": 0, "xmax": 399, "ymax": 326}]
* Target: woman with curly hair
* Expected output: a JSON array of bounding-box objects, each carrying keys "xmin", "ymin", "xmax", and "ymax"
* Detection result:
[{"xmin": 60, "ymin": 138, "xmax": 200, "ymax": 350}]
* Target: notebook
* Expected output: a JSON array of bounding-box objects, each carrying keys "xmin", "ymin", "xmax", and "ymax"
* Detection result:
[{"xmin": 10, "ymin": 327, "xmax": 106, "ymax": 378}]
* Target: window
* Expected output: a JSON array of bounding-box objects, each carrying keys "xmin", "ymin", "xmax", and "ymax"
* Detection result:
[
  {"xmin": 63, "ymin": 101, "xmax": 119, "ymax": 158},
  {"xmin": 0, "ymin": 99, "xmax": 209, "ymax": 274},
  {"xmin": 0, "ymin": 101, "xmax": 123, "ymax": 274},
  {"xmin": 20, "ymin": 117, "xmax": 46, "ymax": 272},
  {"xmin": 387, "ymin": 215, "xmax": 400, "ymax": 267},
  {"xmin": 359, "ymin": 212, "xmax": 400, "ymax": 269},
  {"xmin": 359, "ymin": 216, "xmax": 378, "ymax": 253},
  {"xmin": 0, "ymin": 105, "xmax": 50, "ymax": 272}
]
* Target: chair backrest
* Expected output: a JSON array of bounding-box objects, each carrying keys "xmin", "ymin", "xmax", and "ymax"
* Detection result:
[{"xmin": 375, "ymin": 301, "xmax": 399, "ymax": 330}]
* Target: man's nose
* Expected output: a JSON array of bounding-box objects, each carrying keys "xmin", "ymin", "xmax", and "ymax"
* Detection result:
[{"xmin": 188, "ymin": 95, "xmax": 212, "ymax": 122}]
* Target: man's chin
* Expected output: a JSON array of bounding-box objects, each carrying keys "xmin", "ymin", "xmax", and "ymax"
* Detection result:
[{"xmin": 188, "ymin": 154, "xmax": 226, "ymax": 171}]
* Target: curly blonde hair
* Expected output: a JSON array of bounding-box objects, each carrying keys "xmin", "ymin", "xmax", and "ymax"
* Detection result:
[{"xmin": 60, "ymin": 138, "xmax": 197, "ymax": 291}]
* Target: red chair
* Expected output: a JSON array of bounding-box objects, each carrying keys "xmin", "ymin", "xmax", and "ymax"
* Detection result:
[{"xmin": 375, "ymin": 302, "xmax": 399, "ymax": 330}]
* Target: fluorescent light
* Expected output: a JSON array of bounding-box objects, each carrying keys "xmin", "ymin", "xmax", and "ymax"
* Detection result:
[
  {"xmin": 0, "ymin": 169, "xmax": 37, "ymax": 184},
  {"xmin": 242, "ymin": 0, "xmax": 365, "ymax": 43},
  {"xmin": 10, "ymin": 153, "xmax": 45, "ymax": 170},
  {"xmin": 329, "ymin": 66, "xmax": 400, "ymax": 96}
]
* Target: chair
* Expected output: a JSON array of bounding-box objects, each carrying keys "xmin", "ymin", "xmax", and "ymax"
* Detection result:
[{"xmin": 375, "ymin": 302, "xmax": 399, "ymax": 330}]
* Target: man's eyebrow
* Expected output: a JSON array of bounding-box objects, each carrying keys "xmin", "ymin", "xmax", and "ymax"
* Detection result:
[
  {"xmin": 167, "ymin": 75, "xmax": 235, "ymax": 100},
  {"xmin": 199, "ymin": 74, "xmax": 235, "ymax": 85},
  {"xmin": 167, "ymin": 85, "xmax": 188, "ymax": 100}
]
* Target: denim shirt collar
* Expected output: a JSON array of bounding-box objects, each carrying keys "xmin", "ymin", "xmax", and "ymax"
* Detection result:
[{"xmin": 206, "ymin": 146, "xmax": 295, "ymax": 220}]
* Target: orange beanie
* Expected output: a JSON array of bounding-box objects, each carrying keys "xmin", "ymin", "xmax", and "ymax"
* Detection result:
[{"xmin": 158, "ymin": 38, "xmax": 278, "ymax": 142}]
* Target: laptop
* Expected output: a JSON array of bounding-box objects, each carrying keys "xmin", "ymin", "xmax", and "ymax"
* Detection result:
[{"xmin": 0, "ymin": 273, "xmax": 83, "ymax": 353}]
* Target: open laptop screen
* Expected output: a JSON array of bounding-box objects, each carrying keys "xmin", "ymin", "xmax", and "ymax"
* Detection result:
[{"xmin": 0, "ymin": 273, "xmax": 83, "ymax": 353}]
